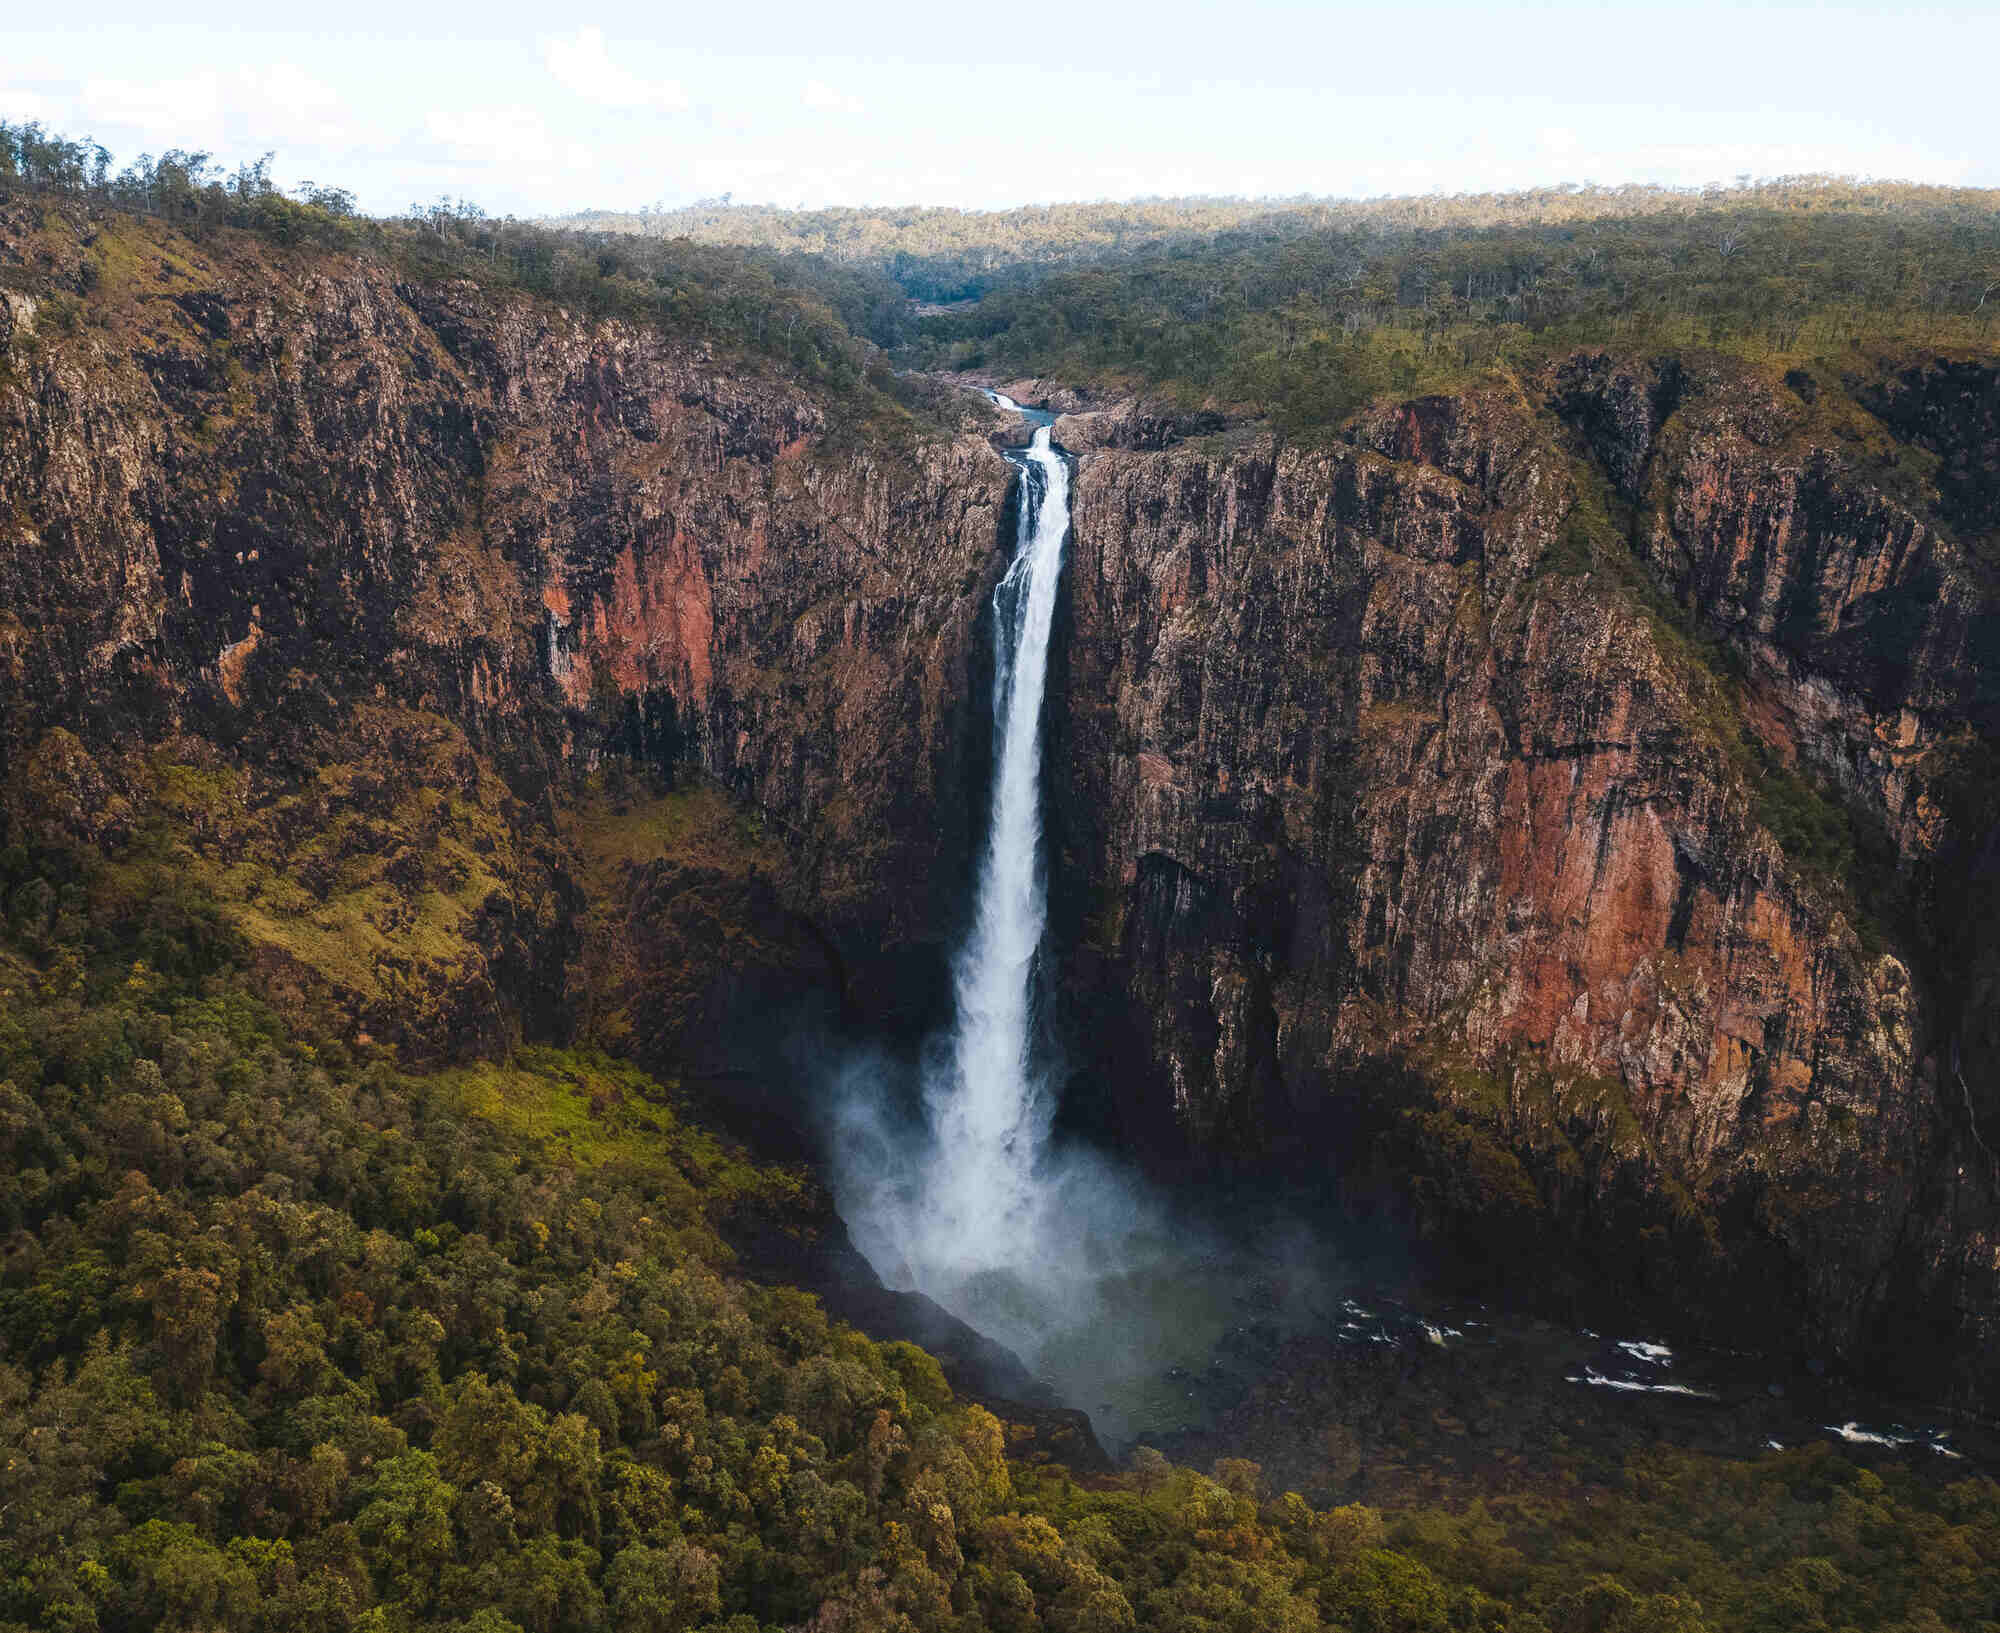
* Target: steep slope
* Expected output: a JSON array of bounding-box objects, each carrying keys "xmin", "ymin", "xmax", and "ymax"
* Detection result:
[
  {"xmin": 0, "ymin": 198, "xmax": 1013, "ymax": 1075},
  {"xmin": 1048, "ymin": 358, "xmax": 1999, "ymax": 1403}
]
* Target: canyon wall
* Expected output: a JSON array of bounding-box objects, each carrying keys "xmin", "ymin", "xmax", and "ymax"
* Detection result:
[
  {"xmin": 3, "ymin": 198, "xmax": 1995, "ymax": 1406},
  {"xmin": 0, "ymin": 198, "xmax": 1013, "ymax": 1064},
  {"xmin": 1050, "ymin": 358, "xmax": 1999, "ymax": 1399}
]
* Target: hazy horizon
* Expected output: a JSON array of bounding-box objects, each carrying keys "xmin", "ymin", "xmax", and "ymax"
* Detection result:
[
  {"xmin": 7, "ymin": 1, "xmax": 1995, "ymax": 220},
  {"xmin": 548, "ymin": 171, "xmax": 1996, "ymax": 224}
]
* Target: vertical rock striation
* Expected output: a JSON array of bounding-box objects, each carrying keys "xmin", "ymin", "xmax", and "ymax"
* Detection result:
[
  {"xmin": 1054, "ymin": 363, "xmax": 1998, "ymax": 1398},
  {"xmin": 0, "ymin": 201, "xmax": 1013, "ymax": 1059}
]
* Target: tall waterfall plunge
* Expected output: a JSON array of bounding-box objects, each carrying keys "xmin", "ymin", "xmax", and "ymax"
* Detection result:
[
  {"xmin": 829, "ymin": 393, "xmax": 1240, "ymax": 1442},
  {"xmin": 833, "ymin": 397, "xmax": 1082, "ymax": 1310},
  {"xmin": 922, "ymin": 411, "xmax": 1069, "ymax": 1272}
]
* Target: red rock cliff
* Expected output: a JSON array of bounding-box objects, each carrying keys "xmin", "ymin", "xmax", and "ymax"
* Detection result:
[
  {"xmin": 0, "ymin": 200, "xmax": 1013, "ymax": 1060},
  {"xmin": 1054, "ymin": 361, "xmax": 1997, "ymax": 1397}
]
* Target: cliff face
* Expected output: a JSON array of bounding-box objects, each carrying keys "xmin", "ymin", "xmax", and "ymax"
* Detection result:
[
  {"xmin": 0, "ymin": 201, "xmax": 1012, "ymax": 1064},
  {"xmin": 4, "ymin": 199, "xmax": 1996, "ymax": 1406},
  {"xmin": 1053, "ymin": 360, "xmax": 1999, "ymax": 1396}
]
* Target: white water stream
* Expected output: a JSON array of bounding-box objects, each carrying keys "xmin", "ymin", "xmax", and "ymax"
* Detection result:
[
  {"xmin": 830, "ymin": 397, "xmax": 1278, "ymax": 1445},
  {"xmin": 831, "ymin": 395, "xmax": 1197, "ymax": 1403},
  {"xmin": 915, "ymin": 413, "xmax": 1071, "ymax": 1273}
]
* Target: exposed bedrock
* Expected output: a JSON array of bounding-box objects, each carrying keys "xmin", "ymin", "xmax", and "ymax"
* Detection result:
[
  {"xmin": 0, "ymin": 200, "xmax": 1014, "ymax": 1071},
  {"xmin": 2, "ymin": 201, "xmax": 1995, "ymax": 1407},
  {"xmin": 1050, "ymin": 358, "xmax": 1998, "ymax": 1401}
]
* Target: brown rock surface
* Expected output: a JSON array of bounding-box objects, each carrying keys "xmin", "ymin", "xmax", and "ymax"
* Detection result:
[
  {"xmin": 2, "ymin": 198, "xmax": 1995, "ymax": 1409},
  {"xmin": 0, "ymin": 199, "xmax": 1013, "ymax": 1061},
  {"xmin": 1053, "ymin": 367, "xmax": 1998, "ymax": 1397}
]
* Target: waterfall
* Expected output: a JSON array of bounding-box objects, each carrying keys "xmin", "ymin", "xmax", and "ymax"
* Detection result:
[
  {"xmin": 830, "ymin": 398, "xmax": 1082, "ymax": 1319},
  {"xmin": 827, "ymin": 393, "xmax": 1226, "ymax": 1440},
  {"xmin": 917, "ymin": 412, "xmax": 1071, "ymax": 1274}
]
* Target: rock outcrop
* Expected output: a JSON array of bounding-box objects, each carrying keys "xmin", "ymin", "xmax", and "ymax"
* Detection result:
[{"xmin": 1053, "ymin": 362, "xmax": 1999, "ymax": 1402}]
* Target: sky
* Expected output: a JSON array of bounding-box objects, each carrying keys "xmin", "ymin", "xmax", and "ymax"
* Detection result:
[{"xmin": 5, "ymin": 1, "xmax": 1995, "ymax": 218}]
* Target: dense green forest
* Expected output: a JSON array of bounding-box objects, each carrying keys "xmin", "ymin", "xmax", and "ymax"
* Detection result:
[
  {"xmin": 557, "ymin": 196, "xmax": 1353, "ymax": 304},
  {"xmin": 17, "ymin": 117, "xmax": 1999, "ymax": 444},
  {"xmin": 561, "ymin": 178, "xmax": 2000, "ymax": 304},
  {"xmin": 892, "ymin": 190, "xmax": 2000, "ymax": 436},
  {"xmin": 3, "ymin": 786, "xmax": 1998, "ymax": 1633},
  {"xmin": 576, "ymin": 177, "xmax": 2000, "ymax": 438}
]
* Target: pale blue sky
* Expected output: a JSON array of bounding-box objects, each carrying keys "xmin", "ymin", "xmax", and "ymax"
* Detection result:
[{"xmin": 6, "ymin": 2, "xmax": 1994, "ymax": 216}]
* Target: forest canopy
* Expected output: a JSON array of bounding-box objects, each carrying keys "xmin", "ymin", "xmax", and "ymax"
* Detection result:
[
  {"xmin": 2, "ymin": 780, "xmax": 1996, "ymax": 1633},
  {"xmin": 11, "ymin": 118, "xmax": 2000, "ymax": 442},
  {"xmin": 563, "ymin": 175, "xmax": 2000, "ymax": 301},
  {"xmin": 574, "ymin": 176, "xmax": 2000, "ymax": 437}
]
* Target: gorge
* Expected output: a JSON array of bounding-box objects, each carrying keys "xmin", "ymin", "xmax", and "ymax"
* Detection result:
[{"xmin": 3, "ymin": 145, "xmax": 1999, "ymax": 1630}]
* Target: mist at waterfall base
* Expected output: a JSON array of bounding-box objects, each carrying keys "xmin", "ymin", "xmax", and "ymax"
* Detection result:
[
  {"xmin": 822, "ymin": 407, "xmax": 1339, "ymax": 1448},
  {"xmin": 827, "ymin": 1043, "xmax": 1264, "ymax": 1447}
]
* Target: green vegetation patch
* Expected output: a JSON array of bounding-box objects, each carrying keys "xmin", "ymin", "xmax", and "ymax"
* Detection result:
[
  {"xmin": 6, "ymin": 709, "xmax": 564, "ymax": 1060},
  {"xmin": 437, "ymin": 1046, "xmax": 806, "ymax": 1221},
  {"xmin": 0, "ymin": 742, "xmax": 1996, "ymax": 1633},
  {"xmin": 563, "ymin": 778, "xmax": 779, "ymax": 898},
  {"xmin": 2, "ymin": 120, "xmax": 965, "ymax": 445},
  {"xmin": 892, "ymin": 189, "xmax": 2000, "ymax": 442}
]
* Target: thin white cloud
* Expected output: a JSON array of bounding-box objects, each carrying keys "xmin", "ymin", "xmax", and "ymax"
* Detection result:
[
  {"xmin": 426, "ymin": 108, "xmax": 562, "ymax": 166},
  {"xmin": 803, "ymin": 79, "xmax": 865, "ymax": 117},
  {"xmin": 0, "ymin": 86, "xmax": 61, "ymax": 126},
  {"xmin": 541, "ymin": 27, "xmax": 688, "ymax": 112},
  {"xmin": 241, "ymin": 63, "xmax": 353, "ymax": 143},
  {"xmin": 82, "ymin": 72, "xmax": 225, "ymax": 143},
  {"xmin": 73, "ymin": 65, "xmax": 360, "ymax": 155}
]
